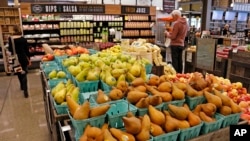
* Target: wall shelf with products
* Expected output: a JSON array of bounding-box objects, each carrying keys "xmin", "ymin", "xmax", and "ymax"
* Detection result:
[{"xmin": 0, "ymin": 7, "xmax": 21, "ymax": 74}]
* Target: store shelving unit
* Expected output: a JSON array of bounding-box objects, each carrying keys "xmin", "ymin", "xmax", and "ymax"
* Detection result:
[{"xmin": 0, "ymin": 7, "xmax": 21, "ymax": 75}]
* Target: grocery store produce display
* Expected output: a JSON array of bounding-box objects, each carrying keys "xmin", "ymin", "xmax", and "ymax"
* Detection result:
[{"xmin": 40, "ymin": 43, "xmax": 250, "ymax": 140}]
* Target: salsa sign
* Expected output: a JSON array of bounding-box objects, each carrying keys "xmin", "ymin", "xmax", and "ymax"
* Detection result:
[{"xmin": 31, "ymin": 4, "xmax": 105, "ymax": 14}]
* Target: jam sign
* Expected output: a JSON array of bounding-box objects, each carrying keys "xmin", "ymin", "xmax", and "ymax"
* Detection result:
[{"xmin": 121, "ymin": 6, "xmax": 149, "ymax": 14}]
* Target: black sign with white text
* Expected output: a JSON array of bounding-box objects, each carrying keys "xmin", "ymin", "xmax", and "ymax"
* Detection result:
[
  {"xmin": 31, "ymin": 4, "xmax": 105, "ymax": 14},
  {"xmin": 121, "ymin": 6, "xmax": 150, "ymax": 14},
  {"xmin": 230, "ymin": 125, "xmax": 250, "ymax": 141}
]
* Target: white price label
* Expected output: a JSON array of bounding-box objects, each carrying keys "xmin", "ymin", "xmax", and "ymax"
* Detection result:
[{"xmin": 186, "ymin": 52, "xmax": 193, "ymax": 63}]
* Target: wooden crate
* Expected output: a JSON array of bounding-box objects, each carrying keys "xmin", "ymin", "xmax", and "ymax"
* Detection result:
[{"xmin": 213, "ymin": 57, "xmax": 228, "ymax": 78}]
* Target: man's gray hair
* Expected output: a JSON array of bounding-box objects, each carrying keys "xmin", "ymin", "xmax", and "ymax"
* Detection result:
[{"xmin": 171, "ymin": 10, "xmax": 182, "ymax": 17}]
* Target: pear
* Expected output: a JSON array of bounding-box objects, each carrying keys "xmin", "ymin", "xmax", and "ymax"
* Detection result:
[
  {"xmin": 204, "ymin": 91, "xmax": 222, "ymax": 108},
  {"xmin": 150, "ymin": 122, "xmax": 165, "ymax": 137},
  {"xmin": 171, "ymin": 84, "xmax": 185, "ymax": 100},
  {"xmin": 54, "ymin": 88, "xmax": 67, "ymax": 104},
  {"xmin": 168, "ymin": 104, "xmax": 189, "ymax": 120},
  {"xmin": 126, "ymin": 72, "xmax": 136, "ymax": 82},
  {"xmin": 148, "ymin": 105, "xmax": 165, "ymax": 126},
  {"xmin": 111, "ymin": 68, "xmax": 126, "ymax": 79},
  {"xmin": 51, "ymin": 81, "xmax": 65, "ymax": 97},
  {"xmin": 187, "ymin": 112, "xmax": 202, "ymax": 127},
  {"xmin": 90, "ymin": 104, "xmax": 110, "ymax": 117},
  {"xmin": 66, "ymin": 95, "xmax": 80, "ymax": 116},
  {"xmin": 129, "ymin": 62, "xmax": 141, "ymax": 77},
  {"xmin": 157, "ymin": 81, "xmax": 172, "ymax": 93},
  {"xmin": 230, "ymin": 100, "xmax": 241, "ymax": 114},
  {"xmin": 147, "ymin": 75, "xmax": 160, "ymax": 86},
  {"xmin": 131, "ymin": 77, "xmax": 145, "ymax": 87},
  {"xmin": 139, "ymin": 64, "xmax": 147, "ymax": 81},
  {"xmin": 73, "ymin": 101, "xmax": 90, "ymax": 120},
  {"xmin": 186, "ymin": 83, "xmax": 199, "ymax": 97},
  {"xmin": 116, "ymin": 80, "xmax": 128, "ymax": 93},
  {"xmin": 109, "ymin": 88, "xmax": 124, "ymax": 100},
  {"xmin": 48, "ymin": 70, "xmax": 57, "ymax": 79},
  {"xmin": 105, "ymin": 71, "xmax": 117, "ymax": 86},
  {"xmin": 148, "ymin": 95, "xmax": 162, "ymax": 106},
  {"xmin": 200, "ymin": 103, "xmax": 217, "ymax": 117},
  {"xmin": 103, "ymin": 129, "xmax": 117, "ymax": 141},
  {"xmin": 127, "ymin": 91, "xmax": 148, "ymax": 104},
  {"xmin": 136, "ymin": 114, "xmax": 151, "ymax": 141},
  {"xmin": 86, "ymin": 69, "xmax": 99, "ymax": 81},
  {"xmin": 66, "ymin": 83, "xmax": 74, "ymax": 93},
  {"xmin": 213, "ymin": 88, "xmax": 231, "ymax": 107},
  {"xmin": 135, "ymin": 97, "xmax": 150, "ymax": 108},
  {"xmin": 219, "ymin": 106, "xmax": 232, "ymax": 116},
  {"xmin": 70, "ymin": 87, "xmax": 79, "ymax": 102},
  {"xmin": 75, "ymin": 68, "xmax": 89, "ymax": 82},
  {"xmin": 122, "ymin": 116, "xmax": 142, "ymax": 135},
  {"xmin": 199, "ymin": 112, "xmax": 215, "ymax": 122},
  {"xmin": 96, "ymin": 89, "xmax": 110, "ymax": 104},
  {"xmin": 110, "ymin": 128, "xmax": 136, "ymax": 141}
]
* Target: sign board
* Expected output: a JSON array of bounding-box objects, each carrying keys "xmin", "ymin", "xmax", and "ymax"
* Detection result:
[
  {"xmin": 163, "ymin": 0, "xmax": 175, "ymax": 13},
  {"xmin": 31, "ymin": 4, "xmax": 105, "ymax": 14},
  {"xmin": 196, "ymin": 38, "xmax": 217, "ymax": 71},
  {"xmin": 121, "ymin": 6, "xmax": 150, "ymax": 14}
]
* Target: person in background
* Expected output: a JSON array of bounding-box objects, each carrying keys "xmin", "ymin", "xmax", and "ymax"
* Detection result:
[
  {"xmin": 165, "ymin": 10, "xmax": 188, "ymax": 73},
  {"xmin": 222, "ymin": 24, "xmax": 230, "ymax": 36},
  {"xmin": 8, "ymin": 25, "xmax": 31, "ymax": 98}
]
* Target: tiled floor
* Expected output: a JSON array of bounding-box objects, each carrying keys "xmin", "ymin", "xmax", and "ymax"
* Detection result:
[{"xmin": 0, "ymin": 69, "xmax": 51, "ymax": 141}]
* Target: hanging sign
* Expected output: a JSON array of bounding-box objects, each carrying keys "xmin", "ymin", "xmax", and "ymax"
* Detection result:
[
  {"xmin": 163, "ymin": 0, "xmax": 175, "ymax": 13},
  {"xmin": 31, "ymin": 4, "xmax": 105, "ymax": 14},
  {"xmin": 121, "ymin": 6, "xmax": 150, "ymax": 14}
]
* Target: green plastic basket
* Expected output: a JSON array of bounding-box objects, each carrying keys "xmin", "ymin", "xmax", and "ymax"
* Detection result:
[
  {"xmin": 55, "ymin": 55, "xmax": 68, "ymax": 64},
  {"xmin": 48, "ymin": 78, "xmax": 67, "ymax": 89},
  {"xmin": 79, "ymin": 91, "xmax": 100, "ymax": 107},
  {"xmin": 178, "ymin": 122, "xmax": 203, "ymax": 141},
  {"xmin": 41, "ymin": 61, "xmax": 58, "ymax": 69},
  {"xmin": 200, "ymin": 113, "xmax": 224, "ymax": 135},
  {"xmin": 88, "ymin": 49, "xmax": 98, "ymax": 55},
  {"xmin": 43, "ymin": 66, "xmax": 61, "ymax": 78},
  {"xmin": 145, "ymin": 64, "xmax": 153, "ymax": 74},
  {"xmin": 53, "ymin": 100, "xmax": 68, "ymax": 115},
  {"xmin": 219, "ymin": 113, "xmax": 241, "ymax": 128},
  {"xmin": 75, "ymin": 79, "xmax": 99, "ymax": 93},
  {"xmin": 68, "ymin": 110, "xmax": 106, "ymax": 136},
  {"xmin": 153, "ymin": 130, "xmax": 180, "ymax": 141},
  {"xmin": 185, "ymin": 95, "xmax": 206, "ymax": 110},
  {"xmin": 162, "ymin": 99, "xmax": 185, "ymax": 110},
  {"xmin": 100, "ymin": 80, "xmax": 112, "ymax": 92},
  {"xmin": 107, "ymin": 100, "xmax": 138, "ymax": 128},
  {"xmin": 136, "ymin": 103, "xmax": 164, "ymax": 116}
]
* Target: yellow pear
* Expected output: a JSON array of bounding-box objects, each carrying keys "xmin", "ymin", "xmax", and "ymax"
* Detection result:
[
  {"xmin": 204, "ymin": 91, "xmax": 222, "ymax": 108},
  {"xmin": 213, "ymin": 88, "xmax": 231, "ymax": 107}
]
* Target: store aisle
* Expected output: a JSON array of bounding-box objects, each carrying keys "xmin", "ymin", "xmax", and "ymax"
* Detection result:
[{"xmin": 0, "ymin": 70, "xmax": 51, "ymax": 141}]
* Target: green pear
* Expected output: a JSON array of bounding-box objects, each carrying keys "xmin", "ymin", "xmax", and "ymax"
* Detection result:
[
  {"xmin": 117, "ymin": 74, "xmax": 126, "ymax": 84},
  {"xmin": 129, "ymin": 62, "xmax": 141, "ymax": 77},
  {"xmin": 111, "ymin": 68, "xmax": 127, "ymax": 79},
  {"xmin": 75, "ymin": 68, "xmax": 90, "ymax": 82},
  {"xmin": 68, "ymin": 65, "xmax": 81, "ymax": 77},
  {"xmin": 66, "ymin": 84, "xmax": 75, "ymax": 94},
  {"xmin": 105, "ymin": 71, "xmax": 117, "ymax": 86},
  {"xmin": 54, "ymin": 88, "xmax": 67, "ymax": 104},
  {"xmin": 51, "ymin": 82, "xmax": 65, "ymax": 97},
  {"xmin": 78, "ymin": 62, "xmax": 91, "ymax": 70},
  {"xmin": 86, "ymin": 70, "xmax": 99, "ymax": 81},
  {"xmin": 56, "ymin": 71, "xmax": 66, "ymax": 78},
  {"xmin": 126, "ymin": 72, "xmax": 136, "ymax": 82},
  {"xmin": 65, "ymin": 79, "xmax": 73, "ymax": 87},
  {"xmin": 128, "ymin": 57, "xmax": 137, "ymax": 64},
  {"xmin": 48, "ymin": 70, "xmax": 57, "ymax": 79},
  {"xmin": 79, "ymin": 53, "xmax": 90, "ymax": 62},
  {"xmin": 71, "ymin": 87, "xmax": 79, "ymax": 102}
]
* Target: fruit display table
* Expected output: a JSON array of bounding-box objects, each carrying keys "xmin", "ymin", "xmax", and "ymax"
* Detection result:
[{"xmin": 40, "ymin": 68, "xmax": 70, "ymax": 141}]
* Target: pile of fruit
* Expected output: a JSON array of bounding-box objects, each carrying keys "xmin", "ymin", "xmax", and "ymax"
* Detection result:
[{"xmin": 59, "ymin": 70, "xmax": 246, "ymax": 141}]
